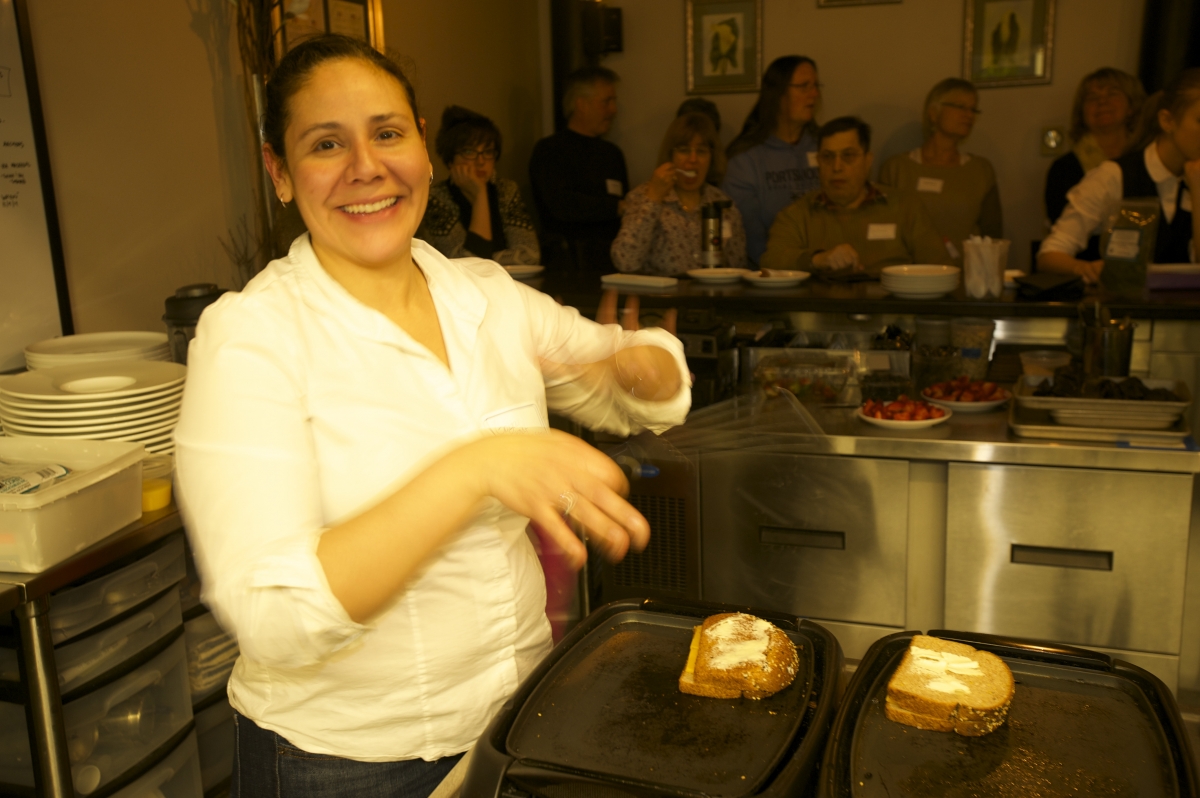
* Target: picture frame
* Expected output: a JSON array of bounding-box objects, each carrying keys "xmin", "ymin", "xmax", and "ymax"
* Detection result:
[
  {"xmin": 685, "ymin": 0, "xmax": 762, "ymax": 95},
  {"xmin": 816, "ymin": 0, "xmax": 900, "ymax": 7},
  {"xmin": 963, "ymin": 0, "xmax": 1055, "ymax": 88},
  {"xmin": 275, "ymin": 0, "xmax": 385, "ymax": 57}
]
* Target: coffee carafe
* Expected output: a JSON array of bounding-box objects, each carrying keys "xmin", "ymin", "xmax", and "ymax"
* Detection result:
[{"xmin": 697, "ymin": 200, "xmax": 732, "ymax": 267}]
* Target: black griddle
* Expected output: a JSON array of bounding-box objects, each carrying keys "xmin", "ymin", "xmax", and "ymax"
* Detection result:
[
  {"xmin": 818, "ymin": 630, "xmax": 1199, "ymax": 798},
  {"xmin": 463, "ymin": 598, "xmax": 842, "ymax": 798}
]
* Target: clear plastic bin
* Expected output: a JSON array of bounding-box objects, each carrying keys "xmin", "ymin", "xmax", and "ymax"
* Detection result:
[
  {"xmin": 50, "ymin": 536, "xmax": 186, "ymax": 644},
  {"xmin": 0, "ymin": 590, "xmax": 182, "ymax": 695},
  {"xmin": 183, "ymin": 612, "xmax": 237, "ymax": 704},
  {"xmin": 0, "ymin": 438, "xmax": 144, "ymax": 573},
  {"xmin": 0, "ymin": 637, "xmax": 193, "ymax": 794},
  {"xmin": 110, "ymin": 730, "xmax": 203, "ymax": 798},
  {"xmin": 193, "ymin": 699, "xmax": 233, "ymax": 792}
]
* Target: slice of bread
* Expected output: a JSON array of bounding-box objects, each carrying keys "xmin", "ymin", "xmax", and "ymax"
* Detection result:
[
  {"xmin": 678, "ymin": 613, "xmax": 798, "ymax": 700},
  {"xmin": 884, "ymin": 634, "xmax": 1014, "ymax": 737}
]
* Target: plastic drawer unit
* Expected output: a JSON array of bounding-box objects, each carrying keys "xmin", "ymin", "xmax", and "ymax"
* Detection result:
[
  {"xmin": 0, "ymin": 637, "xmax": 194, "ymax": 795},
  {"xmin": 0, "ymin": 438, "xmax": 144, "ymax": 573},
  {"xmin": 193, "ymin": 699, "xmax": 233, "ymax": 792},
  {"xmin": 183, "ymin": 611, "xmax": 237, "ymax": 705},
  {"xmin": 110, "ymin": 730, "xmax": 203, "ymax": 798},
  {"xmin": 50, "ymin": 536, "xmax": 186, "ymax": 644},
  {"xmin": 0, "ymin": 589, "xmax": 182, "ymax": 696}
]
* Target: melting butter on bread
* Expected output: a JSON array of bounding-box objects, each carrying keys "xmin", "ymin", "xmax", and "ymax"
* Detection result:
[
  {"xmin": 678, "ymin": 613, "xmax": 798, "ymax": 699},
  {"xmin": 885, "ymin": 635, "xmax": 1014, "ymax": 736}
]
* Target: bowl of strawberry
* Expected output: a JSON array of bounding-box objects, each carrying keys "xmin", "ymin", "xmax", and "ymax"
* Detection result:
[
  {"xmin": 921, "ymin": 377, "xmax": 1011, "ymax": 413},
  {"xmin": 858, "ymin": 396, "xmax": 951, "ymax": 429}
]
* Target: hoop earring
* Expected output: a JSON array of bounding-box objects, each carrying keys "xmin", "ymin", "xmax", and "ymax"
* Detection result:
[{"xmin": 278, "ymin": 196, "xmax": 287, "ymax": 208}]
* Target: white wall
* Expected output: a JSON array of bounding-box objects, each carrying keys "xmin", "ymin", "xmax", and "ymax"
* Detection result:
[{"xmin": 600, "ymin": 0, "xmax": 1145, "ymax": 271}]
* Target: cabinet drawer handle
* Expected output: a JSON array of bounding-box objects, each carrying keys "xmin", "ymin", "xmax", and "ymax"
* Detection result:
[
  {"xmin": 1011, "ymin": 544, "xmax": 1113, "ymax": 571},
  {"xmin": 760, "ymin": 526, "xmax": 845, "ymax": 550}
]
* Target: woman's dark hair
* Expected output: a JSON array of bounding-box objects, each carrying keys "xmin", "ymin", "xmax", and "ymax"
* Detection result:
[
  {"xmin": 1138, "ymin": 69, "xmax": 1200, "ymax": 146},
  {"xmin": 434, "ymin": 106, "xmax": 502, "ymax": 167},
  {"xmin": 262, "ymin": 34, "xmax": 420, "ymax": 162},
  {"xmin": 726, "ymin": 55, "xmax": 818, "ymax": 159},
  {"xmin": 818, "ymin": 116, "xmax": 872, "ymax": 152},
  {"xmin": 657, "ymin": 112, "xmax": 726, "ymax": 183}
]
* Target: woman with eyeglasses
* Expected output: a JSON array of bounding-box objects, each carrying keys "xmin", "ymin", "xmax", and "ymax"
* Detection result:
[
  {"xmin": 722, "ymin": 55, "xmax": 822, "ymax": 262},
  {"xmin": 417, "ymin": 105, "xmax": 540, "ymax": 264},
  {"xmin": 611, "ymin": 112, "xmax": 747, "ymax": 275},
  {"xmin": 878, "ymin": 78, "xmax": 1002, "ymax": 264}
]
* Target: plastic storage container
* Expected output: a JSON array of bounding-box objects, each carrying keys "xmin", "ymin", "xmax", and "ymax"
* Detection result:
[
  {"xmin": 1019, "ymin": 349, "xmax": 1072, "ymax": 378},
  {"xmin": 0, "ymin": 637, "xmax": 193, "ymax": 794},
  {"xmin": 0, "ymin": 438, "xmax": 144, "ymax": 572},
  {"xmin": 110, "ymin": 730, "xmax": 203, "ymax": 798},
  {"xmin": 50, "ymin": 536, "xmax": 186, "ymax": 644},
  {"xmin": 949, "ymin": 317, "xmax": 995, "ymax": 380},
  {"xmin": 194, "ymin": 699, "xmax": 234, "ymax": 792},
  {"xmin": 183, "ymin": 612, "xmax": 237, "ymax": 704},
  {"xmin": 753, "ymin": 351, "xmax": 851, "ymax": 404},
  {"xmin": 0, "ymin": 590, "xmax": 182, "ymax": 695}
]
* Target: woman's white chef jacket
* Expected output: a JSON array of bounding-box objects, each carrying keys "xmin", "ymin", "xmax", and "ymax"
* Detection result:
[{"xmin": 174, "ymin": 234, "xmax": 690, "ymax": 761}]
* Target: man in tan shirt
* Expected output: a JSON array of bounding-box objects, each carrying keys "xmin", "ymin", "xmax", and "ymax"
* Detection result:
[{"xmin": 760, "ymin": 117, "xmax": 952, "ymax": 275}]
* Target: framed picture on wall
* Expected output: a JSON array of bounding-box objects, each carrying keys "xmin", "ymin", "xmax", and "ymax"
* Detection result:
[
  {"xmin": 685, "ymin": 0, "xmax": 762, "ymax": 95},
  {"xmin": 816, "ymin": 0, "xmax": 900, "ymax": 7},
  {"xmin": 963, "ymin": 0, "xmax": 1055, "ymax": 87},
  {"xmin": 276, "ymin": 0, "xmax": 385, "ymax": 56}
]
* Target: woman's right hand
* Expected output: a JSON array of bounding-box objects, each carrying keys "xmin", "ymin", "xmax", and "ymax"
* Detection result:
[
  {"xmin": 449, "ymin": 161, "xmax": 487, "ymax": 204},
  {"xmin": 465, "ymin": 430, "xmax": 650, "ymax": 569},
  {"xmin": 1076, "ymin": 259, "xmax": 1104, "ymax": 284},
  {"xmin": 645, "ymin": 162, "xmax": 678, "ymax": 203}
]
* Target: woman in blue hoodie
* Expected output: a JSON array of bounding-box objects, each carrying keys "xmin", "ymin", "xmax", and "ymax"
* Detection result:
[{"xmin": 722, "ymin": 55, "xmax": 822, "ymax": 262}]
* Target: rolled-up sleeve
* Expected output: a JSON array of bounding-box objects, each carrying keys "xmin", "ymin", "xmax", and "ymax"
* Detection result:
[
  {"xmin": 1040, "ymin": 162, "xmax": 1121, "ymax": 257},
  {"xmin": 518, "ymin": 286, "xmax": 690, "ymax": 436},
  {"xmin": 174, "ymin": 299, "xmax": 367, "ymax": 669}
]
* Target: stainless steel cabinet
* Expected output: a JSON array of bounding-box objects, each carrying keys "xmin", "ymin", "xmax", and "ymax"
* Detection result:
[
  {"xmin": 700, "ymin": 452, "xmax": 909, "ymax": 627},
  {"xmin": 945, "ymin": 463, "xmax": 1192, "ymax": 655}
]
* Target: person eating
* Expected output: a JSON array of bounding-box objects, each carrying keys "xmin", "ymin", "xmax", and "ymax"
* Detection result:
[
  {"xmin": 611, "ymin": 112, "xmax": 747, "ymax": 276},
  {"xmin": 173, "ymin": 34, "xmax": 690, "ymax": 798},
  {"xmin": 722, "ymin": 55, "xmax": 823, "ymax": 262},
  {"xmin": 760, "ymin": 116, "xmax": 951, "ymax": 275},
  {"xmin": 1044, "ymin": 68, "xmax": 1146, "ymax": 261},
  {"xmin": 417, "ymin": 105, "xmax": 540, "ymax": 265},
  {"xmin": 1039, "ymin": 68, "xmax": 1200, "ymax": 282},
  {"xmin": 878, "ymin": 78, "xmax": 1002, "ymax": 264}
]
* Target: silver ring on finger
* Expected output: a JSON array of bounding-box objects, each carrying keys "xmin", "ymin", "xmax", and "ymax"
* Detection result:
[{"xmin": 557, "ymin": 490, "xmax": 577, "ymax": 517}]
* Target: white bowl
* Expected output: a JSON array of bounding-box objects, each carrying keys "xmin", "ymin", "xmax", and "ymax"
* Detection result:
[{"xmin": 881, "ymin": 265, "xmax": 961, "ymax": 278}]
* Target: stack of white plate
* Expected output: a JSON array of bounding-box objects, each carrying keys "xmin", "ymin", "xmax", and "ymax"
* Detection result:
[
  {"xmin": 0, "ymin": 361, "xmax": 186, "ymax": 455},
  {"xmin": 880, "ymin": 265, "xmax": 961, "ymax": 300},
  {"xmin": 25, "ymin": 332, "xmax": 171, "ymax": 371}
]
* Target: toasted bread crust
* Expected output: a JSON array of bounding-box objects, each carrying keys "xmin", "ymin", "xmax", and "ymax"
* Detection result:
[
  {"xmin": 885, "ymin": 635, "xmax": 1014, "ymax": 737},
  {"xmin": 678, "ymin": 613, "xmax": 798, "ymax": 700}
]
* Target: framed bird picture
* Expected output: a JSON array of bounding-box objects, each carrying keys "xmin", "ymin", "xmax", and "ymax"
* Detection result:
[
  {"xmin": 685, "ymin": 0, "xmax": 762, "ymax": 94},
  {"xmin": 963, "ymin": 0, "xmax": 1055, "ymax": 87}
]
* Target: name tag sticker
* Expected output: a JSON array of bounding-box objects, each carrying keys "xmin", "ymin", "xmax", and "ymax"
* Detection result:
[
  {"xmin": 606, "ymin": 179, "xmax": 624, "ymax": 196},
  {"xmin": 1106, "ymin": 229, "xmax": 1141, "ymax": 260},
  {"xmin": 867, "ymin": 223, "xmax": 897, "ymax": 241},
  {"xmin": 806, "ymin": 151, "xmax": 819, "ymax": 168},
  {"xmin": 482, "ymin": 402, "xmax": 546, "ymax": 434},
  {"xmin": 917, "ymin": 177, "xmax": 944, "ymax": 193}
]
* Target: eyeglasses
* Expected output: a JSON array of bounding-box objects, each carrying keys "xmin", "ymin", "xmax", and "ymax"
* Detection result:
[
  {"xmin": 788, "ymin": 81, "xmax": 823, "ymax": 92},
  {"xmin": 455, "ymin": 148, "xmax": 497, "ymax": 163},
  {"xmin": 672, "ymin": 145, "xmax": 712, "ymax": 158},
  {"xmin": 941, "ymin": 102, "xmax": 982, "ymax": 114},
  {"xmin": 817, "ymin": 148, "xmax": 864, "ymax": 167}
]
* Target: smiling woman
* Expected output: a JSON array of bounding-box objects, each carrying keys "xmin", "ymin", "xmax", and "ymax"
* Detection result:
[{"xmin": 173, "ymin": 34, "xmax": 690, "ymax": 798}]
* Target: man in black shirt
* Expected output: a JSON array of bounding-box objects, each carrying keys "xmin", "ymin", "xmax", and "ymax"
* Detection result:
[{"xmin": 530, "ymin": 66, "xmax": 629, "ymax": 273}]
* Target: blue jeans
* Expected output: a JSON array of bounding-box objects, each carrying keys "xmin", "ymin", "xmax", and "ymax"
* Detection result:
[{"xmin": 232, "ymin": 711, "xmax": 465, "ymax": 798}]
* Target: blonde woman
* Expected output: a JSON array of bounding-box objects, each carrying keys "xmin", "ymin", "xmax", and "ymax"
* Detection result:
[{"xmin": 878, "ymin": 78, "xmax": 1001, "ymax": 263}]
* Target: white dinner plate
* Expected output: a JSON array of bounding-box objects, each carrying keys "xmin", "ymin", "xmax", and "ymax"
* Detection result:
[
  {"xmin": 743, "ymin": 270, "xmax": 811, "ymax": 288},
  {"xmin": 600, "ymin": 274, "xmax": 679, "ymax": 288},
  {"xmin": 0, "ymin": 408, "xmax": 181, "ymax": 434},
  {"xmin": 0, "ymin": 361, "xmax": 186, "ymax": 402},
  {"xmin": 856, "ymin": 407, "xmax": 952, "ymax": 429},
  {"xmin": 0, "ymin": 383, "xmax": 184, "ymax": 412},
  {"xmin": 25, "ymin": 331, "xmax": 168, "ymax": 357},
  {"xmin": 686, "ymin": 268, "xmax": 752, "ymax": 285},
  {"xmin": 921, "ymin": 390, "xmax": 1011, "ymax": 413},
  {"xmin": 1, "ymin": 414, "xmax": 179, "ymax": 439},
  {"xmin": 503, "ymin": 265, "xmax": 544, "ymax": 279},
  {"xmin": 0, "ymin": 396, "xmax": 182, "ymax": 422}
]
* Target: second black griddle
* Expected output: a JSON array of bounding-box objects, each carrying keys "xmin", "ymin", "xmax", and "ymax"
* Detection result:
[
  {"xmin": 818, "ymin": 631, "xmax": 1199, "ymax": 798},
  {"xmin": 463, "ymin": 599, "xmax": 842, "ymax": 798}
]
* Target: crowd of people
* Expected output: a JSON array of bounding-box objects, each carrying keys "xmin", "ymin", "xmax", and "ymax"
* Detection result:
[{"xmin": 415, "ymin": 59, "xmax": 1199, "ymax": 281}]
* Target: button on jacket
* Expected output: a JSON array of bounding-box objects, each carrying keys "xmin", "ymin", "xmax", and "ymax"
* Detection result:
[{"xmin": 174, "ymin": 235, "xmax": 689, "ymax": 761}]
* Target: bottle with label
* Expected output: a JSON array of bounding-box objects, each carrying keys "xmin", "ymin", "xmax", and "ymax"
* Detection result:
[
  {"xmin": 1100, "ymin": 198, "xmax": 1159, "ymax": 297},
  {"xmin": 697, "ymin": 200, "xmax": 732, "ymax": 267}
]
